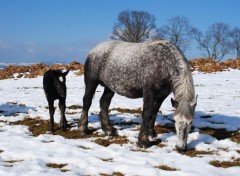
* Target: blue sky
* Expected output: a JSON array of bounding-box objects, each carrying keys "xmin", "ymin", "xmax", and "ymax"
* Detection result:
[{"xmin": 0, "ymin": 0, "xmax": 239, "ymax": 64}]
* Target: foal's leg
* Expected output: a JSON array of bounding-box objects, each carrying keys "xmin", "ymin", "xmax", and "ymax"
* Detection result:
[
  {"xmin": 79, "ymin": 82, "xmax": 98, "ymax": 135},
  {"xmin": 59, "ymin": 98, "xmax": 67, "ymax": 131},
  {"xmin": 48, "ymin": 100, "xmax": 55, "ymax": 132},
  {"xmin": 138, "ymin": 90, "xmax": 155, "ymax": 148},
  {"xmin": 99, "ymin": 87, "xmax": 116, "ymax": 136}
]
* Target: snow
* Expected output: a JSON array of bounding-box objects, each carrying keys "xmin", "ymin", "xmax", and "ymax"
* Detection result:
[{"xmin": 0, "ymin": 69, "xmax": 240, "ymax": 176}]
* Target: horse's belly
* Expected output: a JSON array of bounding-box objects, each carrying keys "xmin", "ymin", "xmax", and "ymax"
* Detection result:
[{"xmin": 105, "ymin": 82, "xmax": 143, "ymax": 98}]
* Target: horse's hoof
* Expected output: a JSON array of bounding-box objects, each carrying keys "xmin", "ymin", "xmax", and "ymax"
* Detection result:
[
  {"xmin": 105, "ymin": 128, "xmax": 118, "ymax": 136},
  {"xmin": 49, "ymin": 127, "xmax": 55, "ymax": 133},
  {"xmin": 137, "ymin": 140, "xmax": 151, "ymax": 148},
  {"xmin": 79, "ymin": 128, "xmax": 91, "ymax": 135},
  {"xmin": 60, "ymin": 126, "xmax": 67, "ymax": 132},
  {"xmin": 149, "ymin": 130, "xmax": 157, "ymax": 139}
]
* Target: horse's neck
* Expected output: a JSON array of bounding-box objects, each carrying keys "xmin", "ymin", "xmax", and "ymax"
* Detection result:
[{"xmin": 172, "ymin": 65, "xmax": 195, "ymax": 103}]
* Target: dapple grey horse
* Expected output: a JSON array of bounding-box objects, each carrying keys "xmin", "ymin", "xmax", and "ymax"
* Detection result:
[{"xmin": 79, "ymin": 40, "xmax": 197, "ymax": 151}]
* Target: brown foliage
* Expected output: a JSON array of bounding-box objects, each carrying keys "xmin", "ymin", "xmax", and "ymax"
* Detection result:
[
  {"xmin": 189, "ymin": 58, "xmax": 240, "ymax": 72},
  {"xmin": 1, "ymin": 58, "xmax": 240, "ymax": 80},
  {"xmin": 0, "ymin": 61, "xmax": 84, "ymax": 80}
]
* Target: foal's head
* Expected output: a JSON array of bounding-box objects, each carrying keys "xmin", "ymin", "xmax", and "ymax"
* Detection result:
[
  {"xmin": 171, "ymin": 96, "xmax": 197, "ymax": 151},
  {"xmin": 54, "ymin": 70, "xmax": 69, "ymax": 98}
]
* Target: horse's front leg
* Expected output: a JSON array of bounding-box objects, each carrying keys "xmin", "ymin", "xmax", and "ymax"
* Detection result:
[
  {"xmin": 79, "ymin": 82, "xmax": 98, "ymax": 135},
  {"xmin": 59, "ymin": 98, "xmax": 67, "ymax": 131},
  {"xmin": 48, "ymin": 100, "xmax": 55, "ymax": 133},
  {"xmin": 149, "ymin": 95, "xmax": 169, "ymax": 138},
  {"xmin": 138, "ymin": 90, "xmax": 155, "ymax": 148},
  {"xmin": 99, "ymin": 87, "xmax": 116, "ymax": 136}
]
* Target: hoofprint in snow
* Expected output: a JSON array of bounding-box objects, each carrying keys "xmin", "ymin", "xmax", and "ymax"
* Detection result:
[{"xmin": 0, "ymin": 70, "xmax": 239, "ymax": 176}]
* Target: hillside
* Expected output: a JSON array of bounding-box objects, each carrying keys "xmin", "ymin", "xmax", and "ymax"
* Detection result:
[{"xmin": 0, "ymin": 58, "xmax": 240, "ymax": 80}]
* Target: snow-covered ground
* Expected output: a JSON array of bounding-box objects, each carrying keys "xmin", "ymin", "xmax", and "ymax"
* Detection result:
[{"xmin": 0, "ymin": 70, "xmax": 239, "ymax": 176}]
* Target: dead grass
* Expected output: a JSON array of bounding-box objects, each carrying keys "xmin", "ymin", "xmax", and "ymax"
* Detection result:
[
  {"xmin": 155, "ymin": 124, "xmax": 175, "ymax": 134},
  {"xmin": 100, "ymin": 158, "xmax": 113, "ymax": 162},
  {"xmin": 209, "ymin": 158, "xmax": 240, "ymax": 168},
  {"xmin": 42, "ymin": 140, "xmax": 55, "ymax": 143},
  {"xmin": 109, "ymin": 107, "xmax": 142, "ymax": 115},
  {"xmin": 100, "ymin": 172, "xmax": 124, "ymax": 176},
  {"xmin": 130, "ymin": 148, "xmax": 152, "ymax": 153},
  {"xmin": 93, "ymin": 136, "xmax": 129, "ymax": 147},
  {"xmin": 10, "ymin": 117, "xmax": 104, "ymax": 139},
  {"xmin": 0, "ymin": 120, "xmax": 7, "ymax": 123},
  {"xmin": 155, "ymin": 165, "xmax": 179, "ymax": 171},
  {"xmin": 200, "ymin": 127, "xmax": 240, "ymax": 143},
  {"xmin": 47, "ymin": 163, "xmax": 67, "ymax": 168},
  {"xmin": 47, "ymin": 163, "xmax": 69, "ymax": 172},
  {"xmin": 179, "ymin": 149, "xmax": 214, "ymax": 157},
  {"xmin": 67, "ymin": 105, "xmax": 82, "ymax": 109},
  {"xmin": 4, "ymin": 160, "xmax": 23, "ymax": 163}
]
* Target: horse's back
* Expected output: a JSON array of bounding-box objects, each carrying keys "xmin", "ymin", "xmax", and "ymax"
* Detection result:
[{"xmin": 85, "ymin": 40, "xmax": 186, "ymax": 98}]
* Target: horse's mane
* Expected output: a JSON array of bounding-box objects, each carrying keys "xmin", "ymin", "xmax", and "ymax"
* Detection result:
[{"xmin": 171, "ymin": 49, "xmax": 195, "ymax": 121}]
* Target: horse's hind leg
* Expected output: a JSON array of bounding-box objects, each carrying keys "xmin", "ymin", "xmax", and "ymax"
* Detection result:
[
  {"xmin": 59, "ymin": 98, "xmax": 67, "ymax": 131},
  {"xmin": 48, "ymin": 100, "xmax": 55, "ymax": 132},
  {"xmin": 99, "ymin": 87, "xmax": 116, "ymax": 136},
  {"xmin": 79, "ymin": 82, "xmax": 98, "ymax": 135}
]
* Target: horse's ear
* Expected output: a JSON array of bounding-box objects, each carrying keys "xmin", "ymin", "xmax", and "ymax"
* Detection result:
[
  {"xmin": 171, "ymin": 98, "xmax": 178, "ymax": 108},
  {"xmin": 63, "ymin": 70, "xmax": 69, "ymax": 76},
  {"xmin": 190, "ymin": 95, "xmax": 198, "ymax": 107}
]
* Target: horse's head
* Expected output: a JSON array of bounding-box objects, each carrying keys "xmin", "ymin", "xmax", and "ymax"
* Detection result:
[
  {"xmin": 54, "ymin": 70, "xmax": 69, "ymax": 98},
  {"xmin": 171, "ymin": 95, "xmax": 197, "ymax": 151}
]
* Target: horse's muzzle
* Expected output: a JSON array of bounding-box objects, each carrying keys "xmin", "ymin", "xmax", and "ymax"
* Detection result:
[{"xmin": 175, "ymin": 145, "xmax": 187, "ymax": 152}]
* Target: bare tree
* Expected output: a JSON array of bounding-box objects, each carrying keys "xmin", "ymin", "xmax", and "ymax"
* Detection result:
[
  {"xmin": 230, "ymin": 27, "xmax": 240, "ymax": 59},
  {"xmin": 111, "ymin": 10, "xmax": 158, "ymax": 43},
  {"xmin": 194, "ymin": 22, "xmax": 231, "ymax": 61},
  {"xmin": 158, "ymin": 16, "xmax": 195, "ymax": 53}
]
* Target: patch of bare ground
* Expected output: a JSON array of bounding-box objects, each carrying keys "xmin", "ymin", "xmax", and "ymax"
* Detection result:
[
  {"xmin": 179, "ymin": 149, "xmax": 214, "ymax": 157},
  {"xmin": 100, "ymin": 158, "xmax": 113, "ymax": 162},
  {"xmin": 0, "ymin": 150, "xmax": 4, "ymax": 153},
  {"xmin": 130, "ymin": 148, "xmax": 152, "ymax": 153},
  {"xmin": 42, "ymin": 140, "xmax": 55, "ymax": 143},
  {"xmin": 47, "ymin": 163, "xmax": 69, "ymax": 172},
  {"xmin": 10, "ymin": 117, "xmax": 104, "ymax": 139},
  {"xmin": 209, "ymin": 158, "xmax": 240, "ymax": 168},
  {"xmin": 4, "ymin": 160, "xmax": 23, "ymax": 167},
  {"xmin": 155, "ymin": 124, "xmax": 175, "ymax": 134},
  {"xmin": 78, "ymin": 145, "xmax": 91, "ymax": 150},
  {"xmin": 109, "ymin": 107, "xmax": 142, "ymax": 115},
  {"xmin": 67, "ymin": 105, "xmax": 82, "ymax": 109},
  {"xmin": 199, "ymin": 127, "xmax": 240, "ymax": 143},
  {"xmin": 155, "ymin": 165, "xmax": 179, "ymax": 171},
  {"xmin": 157, "ymin": 143, "xmax": 167, "ymax": 148},
  {"xmin": 100, "ymin": 172, "xmax": 124, "ymax": 176},
  {"xmin": 93, "ymin": 136, "xmax": 129, "ymax": 147},
  {"xmin": 4, "ymin": 160, "xmax": 23, "ymax": 163}
]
